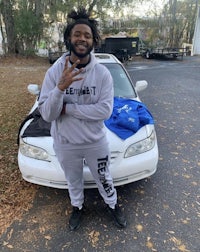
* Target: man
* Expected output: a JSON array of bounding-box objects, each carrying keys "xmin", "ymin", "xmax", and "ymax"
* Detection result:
[{"xmin": 38, "ymin": 7, "xmax": 126, "ymax": 230}]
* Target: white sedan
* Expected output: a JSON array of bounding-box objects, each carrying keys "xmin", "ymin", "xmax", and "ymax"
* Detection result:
[{"xmin": 18, "ymin": 53, "xmax": 158, "ymax": 189}]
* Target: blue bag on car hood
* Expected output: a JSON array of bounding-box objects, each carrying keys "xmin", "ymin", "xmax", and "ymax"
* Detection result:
[{"xmin": 105, "ymin": 97, "xmax": 154, "ymax": 140}]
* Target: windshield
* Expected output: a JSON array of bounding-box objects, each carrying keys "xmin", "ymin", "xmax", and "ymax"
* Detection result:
[{"xmin": 103, "ymin": 63, "xmax": 137, "ymax": 98}]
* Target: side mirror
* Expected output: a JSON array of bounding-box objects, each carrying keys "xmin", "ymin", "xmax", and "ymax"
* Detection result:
[
  {"xmin": 135, "ymin": 80, "xmax": 148, "ymax": 92},
  {"xmin": 28, "ymin": 84, "xmax": 40, "ymax": 95}
]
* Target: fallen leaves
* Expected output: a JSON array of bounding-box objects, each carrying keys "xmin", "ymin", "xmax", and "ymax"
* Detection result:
[
  {"xmin": 3, "ymin": 241, "xmax": 14, "ymax": 249},
  {"xmin": 182, "ymin": 174, "xmax": 191, "ymax": 179},
  {"xmin": 170, "ymin": 151, "xmax": 179, "ymax": 155},
  {"xmin": 146, "ymin": 237, "xmax": 157, "ymax": 251},
  {"xmin": 135, "ymin": 224, "xmax": 143, "ymax": 232},
  {"xmin": 44, "ymin": 235, "xmax": 52, "ymax": 240},
  {"xmin": 0, "ymin": 56, "xmax": 49, "ymax": 235},
  {"xmin": 88, "ymin": 230, "xmax": 100, "ymax": 247},
  {"xmin": 181, "ymin": 218, "xmax": 190, "ymax": 224},
  {"xmin": 169, "ymin": 236, "xmax": 190, "ymax": 252}
]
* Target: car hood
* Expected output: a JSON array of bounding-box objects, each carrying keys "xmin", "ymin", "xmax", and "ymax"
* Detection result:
[{"xmin": 23, "ymin": 124, "xmax": 154, "ymax": 155}]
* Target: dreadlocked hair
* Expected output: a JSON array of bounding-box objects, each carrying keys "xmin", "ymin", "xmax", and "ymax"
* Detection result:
[
  {"xmin": 64, "ymin": 7, "xmax": 101, "ymax": 48},
  {"xmin": 68, "ymin": 7, "xmax": 90, "ymax": 20}
]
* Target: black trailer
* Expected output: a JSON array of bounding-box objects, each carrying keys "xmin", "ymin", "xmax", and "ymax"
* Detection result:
[
  {"xmin": 142, "ymin": 47, "xmax": 185, "ymax": 60},
  {"xmin": 97, "ymin": 37, "xmax": 140, "ymax": 62}
]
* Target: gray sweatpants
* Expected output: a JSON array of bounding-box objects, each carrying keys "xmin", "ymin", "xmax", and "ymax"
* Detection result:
[{"xmin": 54, "ymin": 137, "xmax": 117, "ymax": 209}]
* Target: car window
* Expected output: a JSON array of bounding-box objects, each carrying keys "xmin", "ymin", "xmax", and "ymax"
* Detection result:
[{"xmin": 102, "ymin": 63, "xmax": 137, "ymax": 98}]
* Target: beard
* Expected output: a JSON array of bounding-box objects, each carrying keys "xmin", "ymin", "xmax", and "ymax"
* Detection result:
[{"xmin": 69, "ymin": 41, "xmax": 93, "ymax": 58}]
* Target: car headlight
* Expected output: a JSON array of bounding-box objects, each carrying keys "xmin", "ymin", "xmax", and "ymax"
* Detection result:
[
  {"xmin": 19, "ymin": 139, "xmax": 50, "ymax": 161},
  {"xmin": 125, "ymin": 130, "xmax": 156, "ymax": 158}
]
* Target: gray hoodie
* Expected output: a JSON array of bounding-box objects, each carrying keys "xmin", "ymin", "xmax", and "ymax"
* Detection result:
[{"xmin": 38, "ymin": 53, "xmax": 114, "ymax": 146}]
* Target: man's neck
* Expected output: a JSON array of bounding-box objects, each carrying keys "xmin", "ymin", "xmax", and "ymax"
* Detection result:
[{"xmin": 69, "ymin": 54, "xmax": 90, "ymax": 65}]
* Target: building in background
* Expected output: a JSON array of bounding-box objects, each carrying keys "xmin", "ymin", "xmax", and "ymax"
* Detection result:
[{"xmin": 192, "ymin": 5, "xmax": 200, "ymax": 55}]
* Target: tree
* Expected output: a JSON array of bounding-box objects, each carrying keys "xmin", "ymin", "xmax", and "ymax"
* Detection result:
[
  {"xmin": 160, "ymin": 0, "xmax": 200, "ymax": 47},
  {"xmin": 0, "ymin": 0, "xmax": 141, "ymax": 55},
  {"xmin": 5, "ymin": 0, "xmax": 197, "ymax": 55},
  {"xmin": 14, "ymin": 0, "xmax": 44, "ymax": 55},
  {"xmin": 0, "ymin": 0, "xmax": 16, "ymax": 54}
]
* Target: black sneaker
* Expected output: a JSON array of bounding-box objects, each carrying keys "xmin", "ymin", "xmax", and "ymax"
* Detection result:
[
  {"xmin": 107, "ymin": 204, "xmax": 127, "ymax": 228},
  {"xmin": 69, "ymin": 207, "xmax": 84, "ymax": 231}
]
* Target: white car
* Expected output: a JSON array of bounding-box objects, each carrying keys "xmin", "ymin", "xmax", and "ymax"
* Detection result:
[{"xmin": 18, "ymin": 53, "xmax": 158, "ymax": 189}]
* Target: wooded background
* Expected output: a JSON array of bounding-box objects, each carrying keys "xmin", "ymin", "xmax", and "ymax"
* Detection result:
[{"xmin": 0, "ymin": 0, "xmax": 199, "ymax": 55}]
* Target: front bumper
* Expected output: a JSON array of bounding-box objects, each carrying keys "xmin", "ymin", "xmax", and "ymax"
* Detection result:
[{"xmin": 18, "ymin": 141, "xmax": 158, "ymax": 189}]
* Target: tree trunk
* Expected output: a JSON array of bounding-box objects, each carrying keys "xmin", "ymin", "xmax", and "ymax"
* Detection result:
[
  {"xmin": 0, "ymin": 11, "xmax": 6, "ymax": 53},
  {"xmin": 1, "ymin": 0, "xmax": 17, "ymax": 54},
  {"xmin": 168, "ymin": 0, "xmax": 177, "ymax": 47}
]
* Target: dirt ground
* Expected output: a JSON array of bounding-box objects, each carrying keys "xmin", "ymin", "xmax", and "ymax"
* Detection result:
[{"xmin": 0, "ymin": 55, "xmax": 50, "ymax": 236}]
